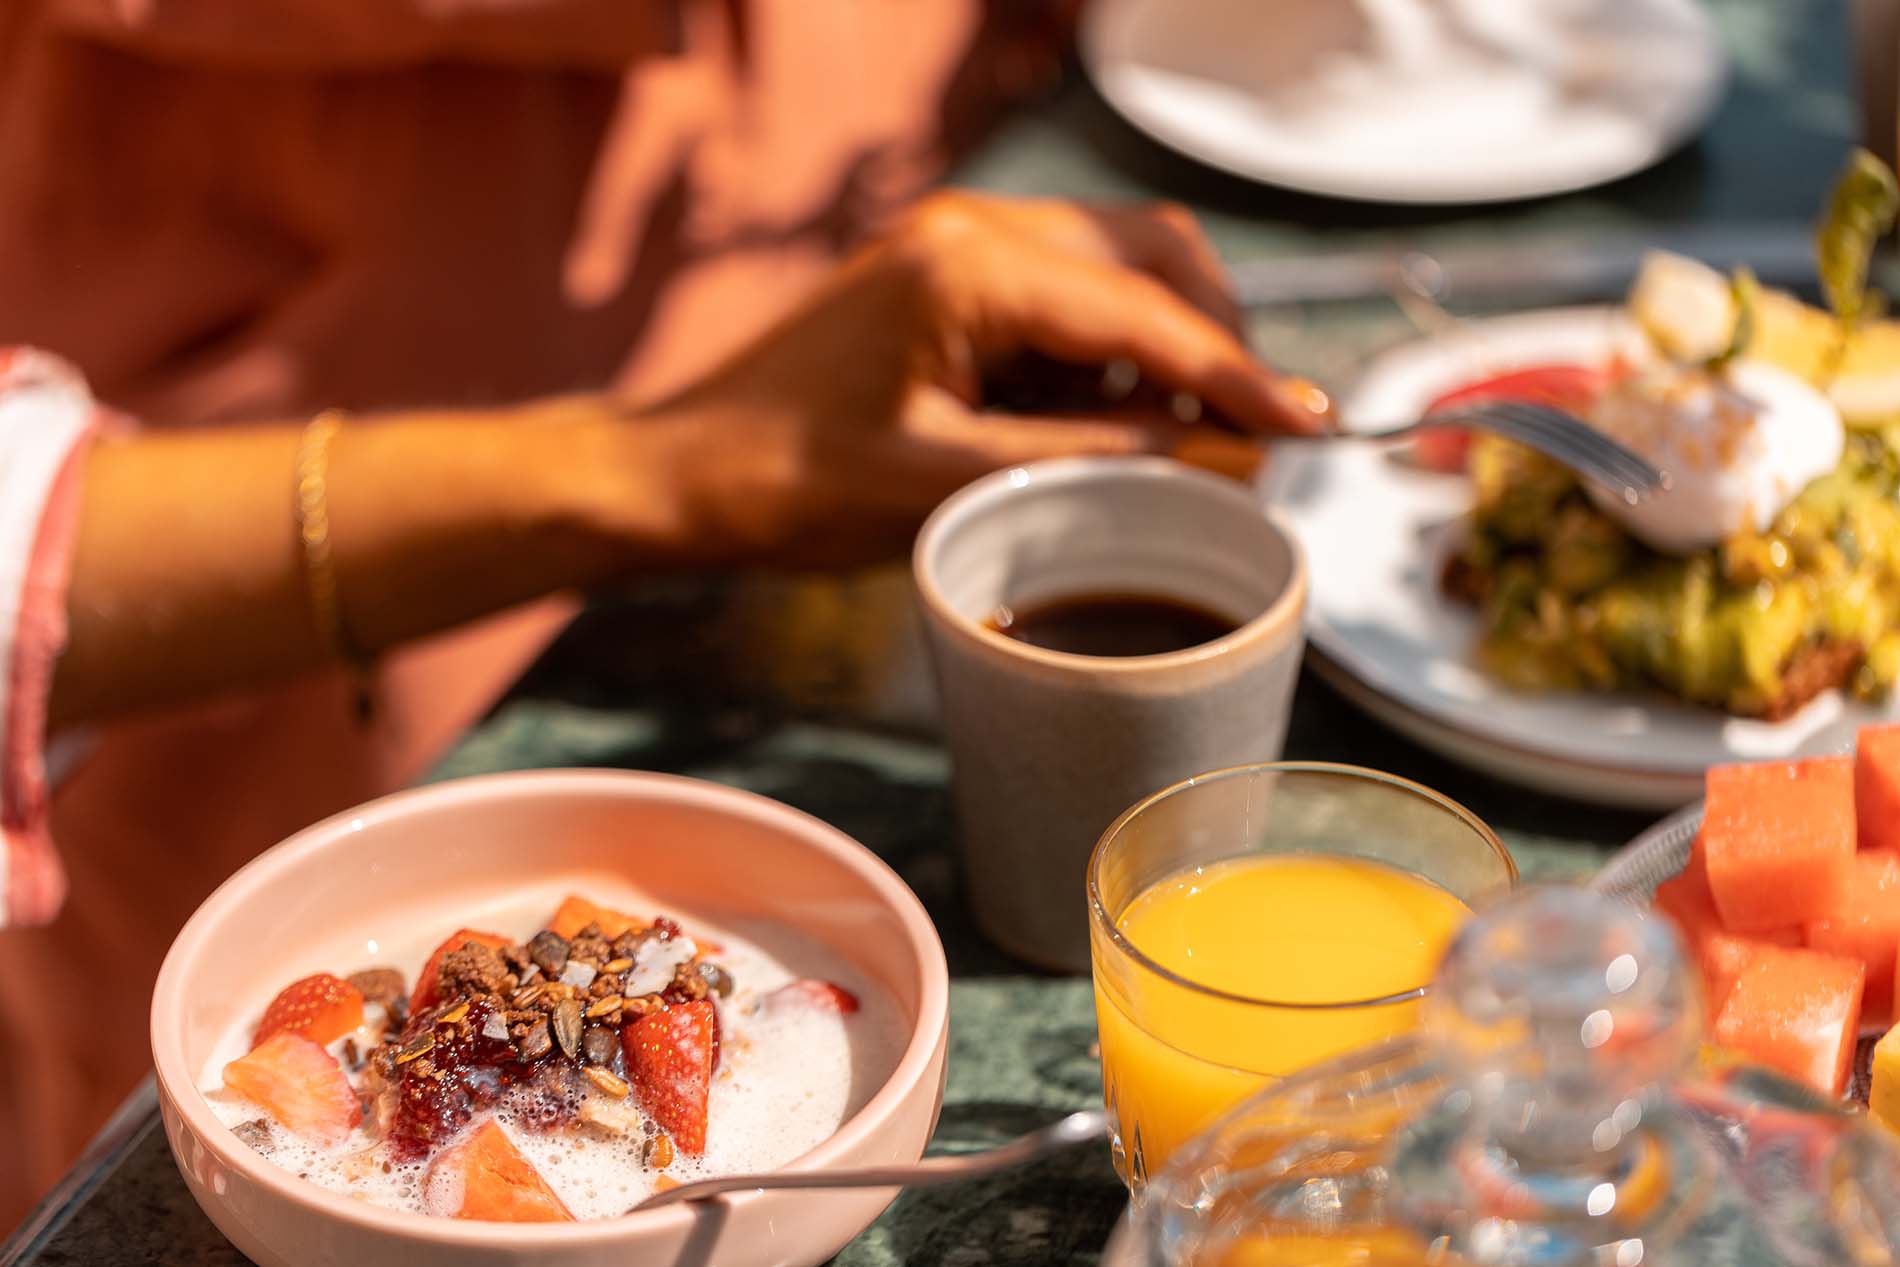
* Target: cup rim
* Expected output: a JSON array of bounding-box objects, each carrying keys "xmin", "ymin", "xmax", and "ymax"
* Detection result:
[
  {"xmin": 1086, "ymin": 760, "xmax": 1518, "ymax": 1011},
  {"xmin": 911, "ymin": 456, "xmax": 1306, "ymax": 674}
]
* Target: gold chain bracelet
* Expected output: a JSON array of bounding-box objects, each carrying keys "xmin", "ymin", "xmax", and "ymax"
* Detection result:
[{"xmin": 295, "ymin": 410, "xmax": 376, "ymax": 721}]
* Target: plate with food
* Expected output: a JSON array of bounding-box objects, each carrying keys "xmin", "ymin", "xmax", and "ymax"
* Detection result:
[
  {"xmin": 1262, "ymin": 157, "xmax": 1900, "ymax": 806},
  {"xmin": 151, "ymin": 770, "xmax": 949, "ymax": 1267},
  {"xmin": 1595, "ymin": 723, "xmax": 1900, "ymax": 1121}
]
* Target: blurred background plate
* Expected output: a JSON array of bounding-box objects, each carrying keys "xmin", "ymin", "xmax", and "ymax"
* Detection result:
[
  {"xmin": 1260, "ymin": 307, "xmax": 1899, "ymax": 809},
  {"xmin": 1080, "ymin": 0, "xmax": 1728, "ymax": 204}
]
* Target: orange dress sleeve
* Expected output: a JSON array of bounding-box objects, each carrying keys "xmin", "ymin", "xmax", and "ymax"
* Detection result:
[{"xmin": 46, "ymin": 0, "xmax": 683, "ymax": 70}]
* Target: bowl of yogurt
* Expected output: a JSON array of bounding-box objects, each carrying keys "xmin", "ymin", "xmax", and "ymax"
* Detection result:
[{"xmin": 150, "ymin": 769, "xmax": 950, "ymax": 1267}]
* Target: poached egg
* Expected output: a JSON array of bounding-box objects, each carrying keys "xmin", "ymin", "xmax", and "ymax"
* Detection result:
[{"xmin": 1584, "ymin": 360, "xmax": 1844, "ymax": 555}]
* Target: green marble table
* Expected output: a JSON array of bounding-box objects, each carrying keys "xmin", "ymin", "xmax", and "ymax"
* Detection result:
[{"xmin": 0, "ymin": 0, "xmax": 1858, "ymax": 1261}]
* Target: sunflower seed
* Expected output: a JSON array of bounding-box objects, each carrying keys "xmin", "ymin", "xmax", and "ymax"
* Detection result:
[
  {"xmin": 643, "ymin": 1134, "xmax": 676, "ymax": 1169},
  {"xmin": 552, "ymin": 997, "xmax": 583, "ymax": 1059},
  {"xmin": 584, "ymin": 995, "xmax": 623, "ymax": 1020},
  {"xmin": 511, "ymin": 983, "xmax": 547, "ymax": 1009},
  {"xmin": 601, "ymin": 958, "xmax": 633, "ymax": 975},
  {"xmin": 585, "ymin": 1066, "xmax": 630, "ymax": 1099}
]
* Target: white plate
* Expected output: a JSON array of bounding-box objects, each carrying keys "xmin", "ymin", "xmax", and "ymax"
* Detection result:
[
  {"xmin": 1080, "ymin": 0, "xmax": 1727, "ymax": 205},
  {"xmin": 1260, "ymin": 307, "xmax": 1896, "ymax": 809}
]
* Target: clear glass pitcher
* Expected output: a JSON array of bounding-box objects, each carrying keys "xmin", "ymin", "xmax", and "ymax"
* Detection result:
[{"xmin": 1130, "ymin": 887, "xmax": 1900, "ymax": 1266}]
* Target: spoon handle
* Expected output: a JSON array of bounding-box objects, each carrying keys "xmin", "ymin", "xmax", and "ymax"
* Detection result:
[{"xmin": 632, "ymin": 1108, "xmax": 1108, "ymax": 1212}]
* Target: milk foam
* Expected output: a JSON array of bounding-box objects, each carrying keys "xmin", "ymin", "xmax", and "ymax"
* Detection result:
[{"xmin": 198, "ymin": 902, "xmax": 907, "ymax": 1220}]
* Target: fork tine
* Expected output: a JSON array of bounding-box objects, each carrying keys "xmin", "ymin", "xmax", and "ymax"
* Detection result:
[
  {"xmin": 1482, "ymin": 401, "xmax": 1646, "ymax": 470},
  {"xmin": 1472, "ymin": 401, "xmax": 1665, "ymax": 489},
  {"xmin": 1436, "ymin": 401, "xmax": 1666, "ymax": 496},
  {"xmin": 1509, "ymin": 405, "xmax": 1668, "ymax": 492},
  {"xmin": 1475, "ymin": 405, "xmax": 1648, "ymax": 484}
]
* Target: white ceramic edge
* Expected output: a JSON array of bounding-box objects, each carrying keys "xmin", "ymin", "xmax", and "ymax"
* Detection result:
[
  {"xmin": 1078, "ymin": 0, "xmax": 1728, "ymax": 205},
  {"xmin": 913, "ymin": 454, "xmax": 1307, "ymax": 679},
  {"xmin": 1311, "ymin": 655, "xmax": 1703, "ymax": 811},
  {"xmin": 150, "ymin": 769, "xmax": 952, "ymax": 1255}
]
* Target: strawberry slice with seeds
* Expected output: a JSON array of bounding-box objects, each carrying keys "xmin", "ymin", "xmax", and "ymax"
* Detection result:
[
  {"xmin": 253, "ymin": 973, "xmax": 365, "ymax": 1048},
  {"xmin": 765, "ymin": 979, "xmax": 860, "ymax": 1015},
  {"xmin": 623, "ymin": 1000, "xmax": 715, "ymax": 1154},
  {"xmin": 423, "ymin": 1120, "xmax": 573, "ymax": 1222},
  {"xmin": 411, "ymin": 929, "xmax": 510, "ymax": 1014},
  {"xmin": 222, "ymin": 1033, "xmax": 360, "ymax": 1146}
]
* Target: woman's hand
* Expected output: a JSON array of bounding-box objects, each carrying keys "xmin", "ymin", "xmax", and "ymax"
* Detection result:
[
  {"xmin": 51, "ymin": 194, "xmax": 1328, "ymax": 724},
  {"xmin": 633, "ymin": 192, "xmax": 1332, "ymax": 567}
]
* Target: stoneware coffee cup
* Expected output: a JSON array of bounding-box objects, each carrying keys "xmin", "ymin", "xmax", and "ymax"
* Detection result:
[{"xmin": 913, "ymin": 456, "xmax": 1307, "ymax": 972}]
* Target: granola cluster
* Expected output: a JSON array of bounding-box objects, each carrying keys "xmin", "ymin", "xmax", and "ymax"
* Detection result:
[{"xmin": 358, "ymin": 918, "xmax": 734, "ymax": 1158}]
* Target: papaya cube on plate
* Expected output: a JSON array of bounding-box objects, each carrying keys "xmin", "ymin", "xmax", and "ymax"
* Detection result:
[
  {"xmin": 1860, "ymin": 724, "xmax": 1900, "ymax": 853},
  {"xmin": 1699, "ymin": 929, "xmax": 1802, "ymax": 1014},
  {"xmin": 1804, "ymin": 849, "xmax": 1900, "ymax": 1019},
  {"xmin": 1873, "ymin": 1021, "xmax": 1900, "ymax": 1134},
  {"xmin": 1703, "ymin": 756, "xmax": 1854, "ymax": 932},
  {"xmin": 1652, "ymin": 850, "xmax": 1797, "ymax": 1013},
  {"xmin": 1711, "ymin": 943, "xmax": 1865, "ymax": 1096}
]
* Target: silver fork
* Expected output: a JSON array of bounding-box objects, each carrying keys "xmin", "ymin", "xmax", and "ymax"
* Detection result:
[
  {"xmin": 1301, "ymin": 399, "xmax": 1668, "ymax": 505},
  {"xmin": 628, "ymin": 1108, "xmax": 1108, "ymax": 1213}
]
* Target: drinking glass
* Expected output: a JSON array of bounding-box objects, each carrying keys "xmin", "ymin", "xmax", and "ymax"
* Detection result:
[{"xmin": 1087, "ymin": 762, "xmax": 1517, "ymax": 1189}]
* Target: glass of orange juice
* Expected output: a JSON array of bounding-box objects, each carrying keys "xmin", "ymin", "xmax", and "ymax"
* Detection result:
[{"xmin": 1088, "ymin": 761, "xmax": 1516, "ymax": 1189}]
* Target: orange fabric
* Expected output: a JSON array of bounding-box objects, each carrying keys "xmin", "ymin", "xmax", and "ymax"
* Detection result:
[{"xmin": 0, "ymin": 0, "xmax": 1070, "ymax": 1232}]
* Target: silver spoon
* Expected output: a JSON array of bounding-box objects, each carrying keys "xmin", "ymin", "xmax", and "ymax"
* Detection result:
[{"xmin": 629, "ymin": 1108, "xmax": 1109, "ymax": 1212}]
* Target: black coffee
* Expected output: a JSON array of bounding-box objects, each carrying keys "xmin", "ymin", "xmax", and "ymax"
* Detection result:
[{"xmin": 985, "ymin": 591, "xmax": 1239, "ymax": 657}]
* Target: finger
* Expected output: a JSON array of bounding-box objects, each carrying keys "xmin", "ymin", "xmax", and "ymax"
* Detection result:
[
  {"xmin": 986, "ymin": 198, "xmax": 1246, "ymax": 335},
  {"xmin": 899, "ymin": 387, "xmax": 1266, "ymax": 488},
  {"xmin": 971, "ymin": 234, "xmax": 1332, "ymax": 435}
]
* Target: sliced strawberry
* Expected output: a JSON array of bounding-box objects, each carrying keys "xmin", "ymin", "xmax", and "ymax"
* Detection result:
[
  {"xmin": 423, "ymin": 1120, "xmax": 573, "ymax": 1223},
  {"xmin": 765, "ymin": 979, "xmax": 860, "ymax": 1014},
  {"xmin": 222, "ymin": 1033, "xmax": 360, "ymax": 1146},
  {"xmin": 624, "ymin": 1000, "xmax": 715, "ymax": 1154},
  {"xmin": 411, "ymin": 929, "xmax": 510, "ymax": 1014},
  {"xmin": 253, "ymin": 973, "xmax": 365, "ymax": 1049},
  {"xmin": 548, "ymin": 895, "xmax": 645, "ymax": 940}
]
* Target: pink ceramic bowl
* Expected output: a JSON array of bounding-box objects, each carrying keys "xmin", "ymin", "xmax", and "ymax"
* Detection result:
[{"xmin": 151, "ymin": 770, "xmax": 950, "ymax": 1267}]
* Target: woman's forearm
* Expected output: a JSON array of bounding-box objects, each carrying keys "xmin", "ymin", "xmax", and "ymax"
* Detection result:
[{"xmin": 48, "ymin": 398, "xmax": 680, "ymax": 729}]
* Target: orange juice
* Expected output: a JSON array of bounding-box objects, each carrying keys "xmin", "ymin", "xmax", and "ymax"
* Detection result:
[{"xmin": 1093, "ymin": 853, "xmax": 1470, "ymax": 1182}]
